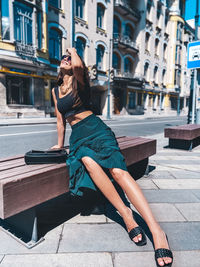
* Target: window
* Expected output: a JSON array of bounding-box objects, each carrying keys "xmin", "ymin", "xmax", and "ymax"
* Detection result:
[
  {"xmin": 75, "ymin": 0, "xmax": 85, "ymax": 19},
  {"xmin": 147, "ymin": 0, "xmax": 152, "ymax": 13},
  {"xmin": 97, "ymin": 3, "xmax": 105, "ymax": 29},
  {"xmin": 155, "ymin": 38, "xmax": 159, "ymax": 55},
  {"xmin": 124, "ymin": 57, "xmax": 133, "ymax": 73},
  {"xmin": 49, "ymin": 0, "xmax": 61, "ymax": 9},
  {"xmin": 76, "ymin": 37, "xmax": 86, "ymax": 59},
  {"xmin": 113, "ymin": 16, "xmax": 121, "ymax": 36},
  {"xmin": 14, "ymin": 1, "xmax": 33, "ymax": 44},
  {"xmin": 113, "ymin": 52, "xmax": 121, "ymax": 70},
  {"xmin": 163, "ymin": 43, "xmax": 167, "ymax": 59},
  {"xmin": 96, "ymin": 45, "xmax": 105, "ymax": 70},
  {"xmin": 37, "ymin": 11, "xmax": 42, "ymax": 49},
  {"xmin": 162, "ymin": 69, "xmax": 166, "ymax": 85},
  {"xmin": 144, "ymin": 62, "xmax": 149, "ymax": 79},
  {"xmin": 125, "ymin": 24, "xmax": 134, "ymax": 40},
  {"xmin": 128, "ymin": 92, "xmax": 136, "ymax": 109},
  {"xmin": 165, "ymin": 9, "xmax": 169, "ymax": 27},
  {"xmin": 154, "ymin": 66, "xmax": 158, "ymax": 83},
  {"xmin": 1, "ymin": 0, "xmax": 10, "ymax": 40},
  {"xmin": 49, "ymin": 29, "xmax": 62, "ymax": 60},
  {"xmin": 6, "ymin": 76, "xmax": 32, "ymax": 105},
  {"xmin": 157, "ymin": 2, "xmax": 162, "ymax": 20},
  {"xmin": 145, "ymin": 32, "xmax": 150, "ymax": 51}
]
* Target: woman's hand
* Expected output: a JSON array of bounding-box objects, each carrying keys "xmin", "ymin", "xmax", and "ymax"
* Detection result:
[{"xmin": 51, "ymin": 145, "xmax": 63, "ymax": 150}]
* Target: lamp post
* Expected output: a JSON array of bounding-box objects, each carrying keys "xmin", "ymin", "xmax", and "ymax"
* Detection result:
[
  {"xmin": 107, "ymin": 38, "xmax": 112, "ymax": 119},
  {"xmin": 188, "ymin": 0, "xmax": 199, "ymax": 124}
]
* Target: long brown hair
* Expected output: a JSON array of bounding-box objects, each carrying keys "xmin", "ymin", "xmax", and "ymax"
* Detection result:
[{"xmin": 56, "ymin": 56, "xmax": 91, "ymax": 109}]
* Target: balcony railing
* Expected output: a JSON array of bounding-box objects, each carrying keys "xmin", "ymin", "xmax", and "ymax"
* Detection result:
[
  {"xmin": 15, "ymin": 41, "xmax": 35, "ymax": 58},
  {"xmin": 114, "ymin": 0, "xmax": 141, "ymax": 21},
  {"xmin": 113, "ymin": 33, "xmax": 139, "ymax": 51},
  {"xmin": 114, "ymin": 69, "xmax": 144, "ymax": 81}
]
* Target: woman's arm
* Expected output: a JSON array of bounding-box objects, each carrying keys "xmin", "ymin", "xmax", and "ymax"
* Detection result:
[
  {"xmin": 67, "ymin": 48, "xmax": 84, "ymax": 85},
  {"xmin": 51, "ymin": 88, "xmax": 66, "ymax": 149}
]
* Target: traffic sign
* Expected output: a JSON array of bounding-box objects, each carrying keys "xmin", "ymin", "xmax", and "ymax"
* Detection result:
[{"xmin": 187, "ymin": 41, "xmax": 200, "ymax": 69}]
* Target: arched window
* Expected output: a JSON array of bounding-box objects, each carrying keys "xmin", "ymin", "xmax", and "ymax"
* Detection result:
[
  {"xmin": 113, "ymin": 52, "xmax": 121, "ymax": 70},
  {"xmin": 113, "ymin": 16, "xmax": 121, "ymax": 36},
  {"xmin": 155, "ymin": 38, "xmax": 159, "ymax": 55},
  {"xmin": 96, "ymin": 45, "xmax": 105, "ymax": 70},
  {"xmin": 144, "ymin": 62, "xmax": 149, "ymax": 79},
  {"xmin": 49, "ymin": 29, "xmax": 62, "ymax": 60},
  {"xmin": 97, "ymin": 3, "xmax": 105, "ymax": 29},
  {"xmin": 154, "ymin": 66, "xmax": 158, "ymax": 83},
  {"xmin": 76, "ymin": 37, "xmax": 86, "ymax": 59},
  {"xmin": 162, "ymin": 69, "xmax": 166, "ymax": 85},
  {"xmin": 163, "ymin": 43, "xmax": 167, "ymax": 59},
  {"xmin": 145, "ymin": 32, "xmax": 150, "ymax": 51},
  {"xmin": 124, "ymin": 57, "xmax": 133, "ymax": 73},
  {"xmin": 75, "ymin": 0, "xmax": 85, "ymax": 19},
  {"xmin": 125, "ymin": 24, "xmax": 134, "ymax": 40}
]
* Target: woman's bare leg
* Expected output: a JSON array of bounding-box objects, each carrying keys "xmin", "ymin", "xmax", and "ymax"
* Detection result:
[
  {"xmin": 81, "ymin": 156, "xmax": 142, "ymax": 243},
  {"xmin": 109, "ymin": 168, "xmax": 172, "ymax": 267}
]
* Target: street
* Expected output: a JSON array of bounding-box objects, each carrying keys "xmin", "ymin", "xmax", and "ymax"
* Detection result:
[{"xmin": 0, "ymin": 116, "xmax": 187, "ymax": 158}]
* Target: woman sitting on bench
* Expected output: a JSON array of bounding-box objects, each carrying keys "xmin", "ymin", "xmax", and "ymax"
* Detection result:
[{"xmin": 51, "ymin": 47, "xmax": 173, "ymax": 267}]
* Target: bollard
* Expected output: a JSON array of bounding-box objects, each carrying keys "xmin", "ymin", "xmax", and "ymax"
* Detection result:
[{"xmin": 196, "ymin": 108, "xmax": 200, "ymax": 124}]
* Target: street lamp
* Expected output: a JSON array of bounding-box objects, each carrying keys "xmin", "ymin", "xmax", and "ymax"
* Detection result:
[
  {"xmin": 107, "ymin": 38, "xmax": 113, "ymax": 119},
  {"xmin": 188, "ymin": 0, "xmax": 199, "ymax": 123}
]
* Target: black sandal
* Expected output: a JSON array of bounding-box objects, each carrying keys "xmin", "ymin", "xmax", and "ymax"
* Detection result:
[
  {"xmin": 128, "ymin": 226, "xmax": 147, "ymax": 246},
  {"xmin": 154, "ymin": 235, "xmax": 173, "ymax": 267}
]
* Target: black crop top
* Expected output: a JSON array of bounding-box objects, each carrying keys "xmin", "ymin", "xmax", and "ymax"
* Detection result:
[{"xmin": 54, "ymin": 87, "xmax": 87, "ymax": 118}]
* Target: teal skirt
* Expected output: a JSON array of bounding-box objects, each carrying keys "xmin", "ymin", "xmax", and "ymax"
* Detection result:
[{"xmin": 66, "ymin": 114, "xmax": 127, "ymax": 196}]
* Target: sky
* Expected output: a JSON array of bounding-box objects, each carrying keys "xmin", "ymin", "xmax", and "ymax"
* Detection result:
[{"xmin": 185, "ymin": 0, "xmax": 200, "ymax": 20}]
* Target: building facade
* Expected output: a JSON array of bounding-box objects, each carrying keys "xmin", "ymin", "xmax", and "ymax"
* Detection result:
[
  {"xmin": 0, "ymin": 0, "xmax": 113, "ymax": 117},
  {"xmin": 112, "ymin": 0, "xmax": 193, "ymax": 116}
]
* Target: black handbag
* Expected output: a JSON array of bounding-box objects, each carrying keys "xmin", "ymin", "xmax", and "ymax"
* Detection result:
[{"xmin": 24, "ymin": 149, "xmax": 68, "ymax": 165}]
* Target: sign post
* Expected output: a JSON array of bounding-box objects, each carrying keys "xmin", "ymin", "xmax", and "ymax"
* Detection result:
[{"xmin": 187, "ymin": 41, "xmax": 200, "ymax": 123}]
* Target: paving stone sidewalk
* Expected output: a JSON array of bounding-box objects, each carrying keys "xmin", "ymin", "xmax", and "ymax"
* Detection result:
[{"xmin": 0, "ymin": 133, "xmax": 200, "ymax": 267}]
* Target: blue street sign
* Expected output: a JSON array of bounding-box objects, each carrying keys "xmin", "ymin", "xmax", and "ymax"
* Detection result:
[{"xmin": 187, "ymin": 41, "xmax": 200, "ymax": 69}]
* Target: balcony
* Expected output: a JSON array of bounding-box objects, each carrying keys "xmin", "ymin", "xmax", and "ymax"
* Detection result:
[
  {"xmin": 113, "ymin": 33, "xmax": 139, "ymax": 53},
  {"xmin": 114, "ymin": 0, "xmax": 141, "ymax": 22},
  {"xmin": 113, "ymin": 69, "xmax": 144, "ymax": 83},
  {"xmin": 15, "ymin": 41, "xmax": 36, "ymax": 59}
]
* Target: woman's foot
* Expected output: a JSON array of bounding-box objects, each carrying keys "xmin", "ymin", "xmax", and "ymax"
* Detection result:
[
  {"xmin": 152, "ymin": 229, "xmax": 173, "ymax": 266},
  {"xmin": 122, "ymin": 207, "xmax": 143, "ymax": 243}
]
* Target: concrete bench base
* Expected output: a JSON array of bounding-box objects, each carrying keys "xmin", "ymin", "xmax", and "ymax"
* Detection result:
[
  {"xmin": 168, "ymin": 137, "xmax": 200, "ymax": 151},
  {"xmin": 0, "ymin": 207, "xmax": 44, "ymax": 249}
]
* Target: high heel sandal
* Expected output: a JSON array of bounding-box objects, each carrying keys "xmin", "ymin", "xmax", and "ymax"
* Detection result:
[
  {"xmin": 128, "ymin": 226, "xmax": 147, "ymax": 246},
  {"xmin": 154, "ymin": 235, "xmax": 173, "ymax": 267}
]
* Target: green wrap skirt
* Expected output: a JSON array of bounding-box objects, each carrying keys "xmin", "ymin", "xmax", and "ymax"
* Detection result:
[{"xmin": 66, "ymin": 113, "xmax": 127, "ymax": 196}]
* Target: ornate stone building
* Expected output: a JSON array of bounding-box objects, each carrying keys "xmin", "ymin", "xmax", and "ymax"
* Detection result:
[{"xmin": 0, "ymin": 0, "xmax": 113, "ymax": 117}]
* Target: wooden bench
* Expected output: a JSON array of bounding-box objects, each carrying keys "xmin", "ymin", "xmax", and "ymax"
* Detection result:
[
  {"xmin": 0, "ymin": 136, "xmax": 156, "ymax": 248},
  {"xmin": 164, "ymin": 124, "xmax": 200, "ymax": 151}
]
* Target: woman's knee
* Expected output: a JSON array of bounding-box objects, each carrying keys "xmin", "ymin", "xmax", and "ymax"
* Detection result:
[
  {"xmin": 109, "ymin": 168, "xmax": 127, "ymax": 182},
  {"xmin": 81, "ymin": 156, "xmax": 96, "ymax": 170}
]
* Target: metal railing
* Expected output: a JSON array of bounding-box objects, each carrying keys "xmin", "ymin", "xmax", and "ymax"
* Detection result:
[
  {"xmin": 114, "ymin": 69, "xmax": 144, "ymax": 80},
  {"xmin": 113, "ymin": 33, "xmax": 139, "ymax": 51}
]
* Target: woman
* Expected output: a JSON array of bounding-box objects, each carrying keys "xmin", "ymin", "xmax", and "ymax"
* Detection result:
[{"xmin": 52, "ymin": 47, "xmax": 173, "ymax": 267}]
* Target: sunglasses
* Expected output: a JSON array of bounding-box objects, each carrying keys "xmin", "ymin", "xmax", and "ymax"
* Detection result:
[{"xmin": 61, "ymin": 55, "xmax": 71, "ymax": 61}]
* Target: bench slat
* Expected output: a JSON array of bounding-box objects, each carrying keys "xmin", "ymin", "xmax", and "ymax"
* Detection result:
[{"xmin": 165, "ymin": 124, "xmax": 200, "ymax": 140}]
